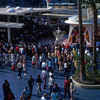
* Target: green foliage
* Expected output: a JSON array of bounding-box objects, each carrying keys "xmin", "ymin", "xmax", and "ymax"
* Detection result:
[
  {"xmin": 81, "ymin": 0, "xmax": 100, "ymax": 10},
  {"xmin": 73, "ymin": 53, "xmax": 100, "ymax": 84}
]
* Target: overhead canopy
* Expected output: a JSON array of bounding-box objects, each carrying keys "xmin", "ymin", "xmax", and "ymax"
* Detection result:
[
  {"xmin": 0, "ymin": 8, "xmax": 68, "ymax": 16},
  {"xmin": 0, "ymin": 22, "xmax": 24, "ymax": 28}
]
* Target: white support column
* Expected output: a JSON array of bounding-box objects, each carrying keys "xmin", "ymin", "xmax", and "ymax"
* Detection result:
[
  {"xmin": 16, "ymin": 16, "xmax": 19, "ymax": 23},
  {"xmin": 46, "ymin": 0, "xmax": 49, "ymax": 8},
  {"xmin": 7, "ymin": 28, "xmax": 11, "ymax": 42},
  {"xmin": 68, "ymin": 24, "xmax": 77, "ymax": 42}
]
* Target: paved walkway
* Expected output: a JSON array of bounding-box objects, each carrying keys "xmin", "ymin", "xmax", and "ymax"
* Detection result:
[{"xmin": 0, "ymin": 57, "xmax": 100, "ymax": 100}]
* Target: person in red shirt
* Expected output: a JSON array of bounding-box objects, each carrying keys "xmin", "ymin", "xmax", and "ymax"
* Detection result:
[
  {"xmin": 32, "ymin": 47, "xmax": 34, "ymax": 56},
  {"xmin": 63, "ymin": 76, "xmax": 70, "ymax": 98},
  {"xmin": 66, "ymin": 44, "xmax": 69, "ymax": 49},
  {"xmin": 15, "ymin": 46, "xmax": 19, "ymax": 53}
]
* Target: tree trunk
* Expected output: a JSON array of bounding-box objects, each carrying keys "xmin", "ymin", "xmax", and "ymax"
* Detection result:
[
  {"xmin": 93, "ymin": 9, "xmax": 97, "ymax": 72},
  {"xmin": 77, "ymin": 0, "xmax": 86, "ymax": 81}
]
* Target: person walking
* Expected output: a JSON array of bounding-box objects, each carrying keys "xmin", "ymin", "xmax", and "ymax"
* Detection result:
[
  {"xmin": 3, "ymin": 80, "xmax": 10, "ymax": 92},
  {"xmin": 3, "ymin": 80, "xmax": 10, "ymax": 100},
  {"xmin": 48, "ymin": 75, "xmax": 54, "ymax": 94},
  {"xmin": 28, "ymin": 75, "xmax": 34, "ymax": 95},
  {"xmin": 63, "ymin": 76, "xmax": 70, "ymax": 99},
  {"xmin": 42, "ymin": 60, "xmax": 46, "ymax": 69},
  {"xmin": 70, "ymin": 79, "xmax": 75, "ymax": 100},
  {"xmin": 17, "ymin": 60, "xmax": 23, "ymax": 78},
  {"xmin": 64, "ymin": 61, "xmax": 68, "ymax": 75},
  {"xmin": 52, "ymin": 84, "xmax": 60, "ymax": 95},
  {"xmin": 39, "ymin": 54, "xmax": 43, "ymax": 68},
  {"xmin": 36, "ymin": 74, "xmax": 42, "ymax": 94},
  {"xmin": 41, "ymin": 68, "xmax": 48, "ymax": 89},
  {"xmin": 11, "ymin": 56, "xmax": 15, "ymax": 71},
  {"xmin": 32, "ymin": 54, "xmax": 36, "ymax": 68},
  {"xmin": 23, "ymin": 62, "xmax": 28, "ymax": 79},
  {"xmin": 23, "ymin": 86, "xmax": 31, "ymax": 100}
]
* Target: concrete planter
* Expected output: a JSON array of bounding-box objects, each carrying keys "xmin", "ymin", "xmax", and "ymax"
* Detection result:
[{"xmin": 71, "ymin": 76, "xmax": 100, "ymax": 89}]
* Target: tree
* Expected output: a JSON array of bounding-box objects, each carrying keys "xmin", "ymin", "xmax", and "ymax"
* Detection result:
[
  {"xmin": 81, "ymin": 0, "xmax": 100, "ymax": 73},
  {"xmin": 77, "ymin": 0, "xmax": 86, "ymax": 81}
]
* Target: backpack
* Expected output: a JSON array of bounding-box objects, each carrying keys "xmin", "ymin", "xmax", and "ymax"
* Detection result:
[{"xmin": 8, "ymin": 93, "xmax": 12, "ymax": 99}]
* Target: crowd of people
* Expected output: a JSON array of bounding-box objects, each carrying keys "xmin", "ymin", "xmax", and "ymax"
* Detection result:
[
  {"xmin": 0, "ymin": 15, "xmax": 100, "ymax": 100},
  {"xmin": 0, "ymin": 16, "xmax": 69, "ymax": 44},
  {"xmin": 1, "ymin": 38, "xmax": 100, "ymax": 100}
]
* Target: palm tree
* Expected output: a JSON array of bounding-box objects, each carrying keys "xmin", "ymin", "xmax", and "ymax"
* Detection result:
[
  {"xmin": 77, "ymin": 0, "xmax": 86, "ymax": 81},
  {"xmin": 81, "ymin": 0, "xmax": 100, "ymax": 73}
]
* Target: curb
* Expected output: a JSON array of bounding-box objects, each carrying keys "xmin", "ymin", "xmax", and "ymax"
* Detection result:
[{"xmin": 70, "ymin": 76, "xmax": 100, "ymax": 89}]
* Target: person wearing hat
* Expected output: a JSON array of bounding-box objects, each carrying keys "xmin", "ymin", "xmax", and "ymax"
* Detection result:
[{"xmin": 35, "ymin": 74, "xmax": 42, "ymax": 94}]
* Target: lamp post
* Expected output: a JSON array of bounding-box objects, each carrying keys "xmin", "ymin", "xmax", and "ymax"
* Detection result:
[{"xmin": 77, "ymin": 0, "xmax": 86, "ymax": 81}]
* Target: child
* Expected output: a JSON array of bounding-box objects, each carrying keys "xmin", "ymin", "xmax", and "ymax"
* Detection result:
[
  {"xmin": 23, "ymin": 62, "xmax": 28, "ymax": 79},
  {"xmin": 23, "ymin": 70, "xmax": 28, "ymax": 79}
]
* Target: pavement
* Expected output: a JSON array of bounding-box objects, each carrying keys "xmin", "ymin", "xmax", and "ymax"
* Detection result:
[{"xmin": 0, "ymin": 37, "xmax": 100, "ymax": 100}]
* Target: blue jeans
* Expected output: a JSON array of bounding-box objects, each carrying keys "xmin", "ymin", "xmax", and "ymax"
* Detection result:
[
  {"xmin": 64, "ymin": 68, "xmax": 67, "ymax": 75},
  {"xmin": 50, "ymin": 86, "xmax": 53, "ymax": 94},
  {"xmin": 29, "ymin": 86, "xmax": 33, "ymax": 95},
  {"xmin": 18, "ymin": 68, "xmax": 21, "ymax": 77}
]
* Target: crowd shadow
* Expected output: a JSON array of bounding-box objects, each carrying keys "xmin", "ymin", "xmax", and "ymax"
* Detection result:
[{"xmin": 74, "ymin": 97, "xmax": 84, "ymax": 100}]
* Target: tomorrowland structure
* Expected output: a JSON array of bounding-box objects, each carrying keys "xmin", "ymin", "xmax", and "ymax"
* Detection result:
[{"xmin": 64, "ymin": 8, "xmax": 100, "ymax": 45}]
